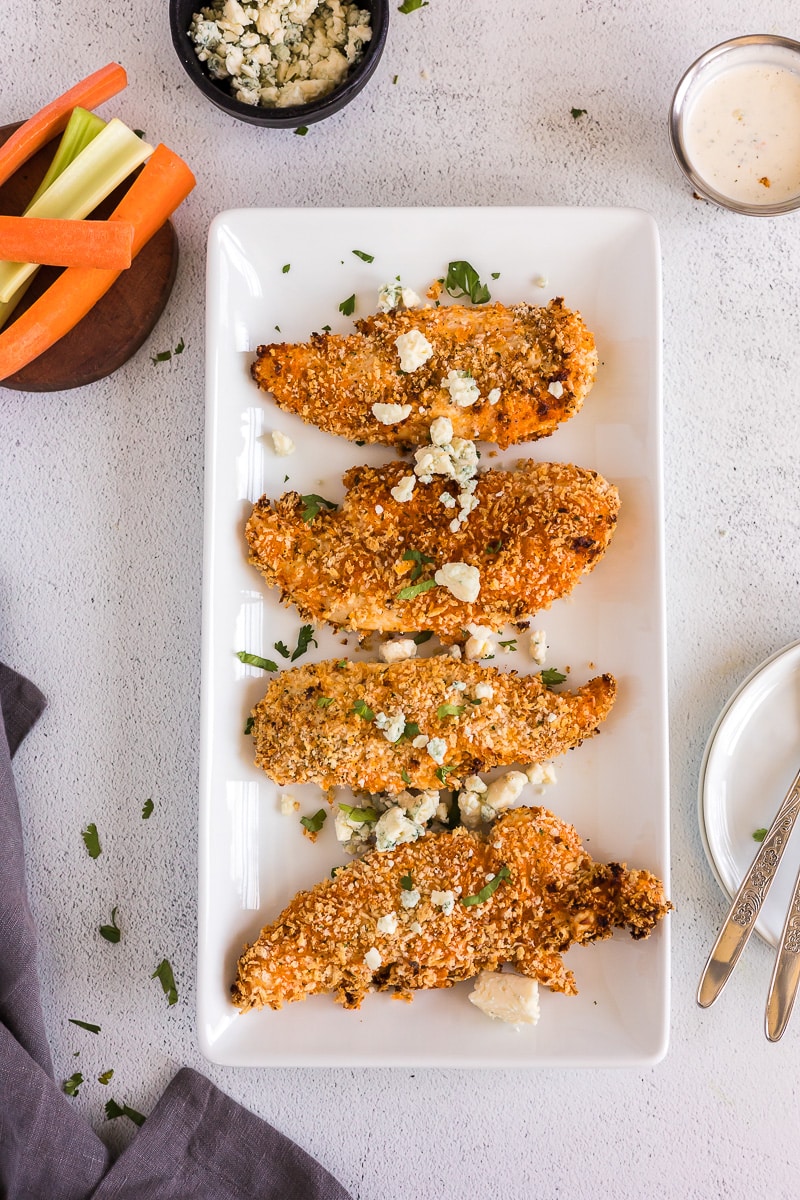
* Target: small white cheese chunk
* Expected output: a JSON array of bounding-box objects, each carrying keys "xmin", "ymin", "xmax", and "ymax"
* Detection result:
[
  {"xmin": 434, "ymin": 562, "xmax": 481, "ymax": 603},
  {"xmin": 468, "ymin": 971, "xmax": 540, "ymax": 1025},
  {"xmin": 375, "ymin": 504, "xmax": 384, "ymax": 515},
  {"xmin": 526, "ymin": 762, "xmax": 557, "ymax": 786},
  {"xmin": 530, "ymin": 629, "xmax": 547, "ymax": 665},
  {"xmin": 379, "ymin": 638, "xmax": 417, "ymax": 664},
  {"xmin": 439, "ymin": 491, "xmax": 457, "ymax": 509},
  {"xmin": 430, "ymin": 889, "xmax": 456, "ymax": 915},
  {"xmin": 372, "ymin": 402, "xmax": 412, "ymax": 425},
  {"xmin": 401, "ymin": 888, "xmax": 421, "ymax": 909},
  {"xmin": 395, "ymin": 328, "xmax": 433, "ymax": 372},
  {"xmin": 465, "ymin": 624, "xmax": 495, "ymax": 660},
  {"xmin": 279, "ymin": 792, "xmax": 299, "ymax": 815},
  {"xmin": 442, "ymin": 369, "xmax": 480, "ymax": 407},
  {"xmin": 390, "ymin": 474, "xmax": 416, "ymax": 503},
  {"xmin": 548, "ymin": 380, "xmax": 564, "ymax": 398},
  {"xmin": 271, "ymin": 430, "xmax": 295, "ymax": 456},
  {"xmin": 425, "ymin": 737, "xmax": 447, "ymax": 764},
  {"xmin": 374, "ymin": 709, "xmax": 406, "ymax": 743},
  {"xmin": 411, "ymin": 733, "xmax": 429, "ymax": 749},
  {"xmin": 374, "ymin": 806, "xmax": 422, "ymax": 851},
  {"xmin": 401, "ymin": 287, "xmax": 422, "ymax": 309},
  {"xmin": 376, "ymin": 913, "xmax": 398, "ymax": 935},
  {"xmin": 534, "ymin": 275, "xmax": 548, "ymax": 288},
  {"xmin": 473, "ymin": 681, "xmax": 494, "ymax": 701},
  {"xmin": 364, "ymin": 947, "xmax": 383, "ymax": 972},
  {"xmin": 430, "ymin": 416, "xmax": 453, "ymax": 445},
  {"xmin": 487, "ymin": 387, "xmax": 501, "ymax": 405},
  {"xmin": 484, "ymin": 769, "xmax": 528, "ymax": 814},
  {"xmin": 409, "ymin": 920, "xmax": 423, "ymax": 934}
]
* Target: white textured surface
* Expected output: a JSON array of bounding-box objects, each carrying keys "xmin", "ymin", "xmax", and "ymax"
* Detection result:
[{"xmin": 2, "ymin": 1, "xmax": 800, "ymax": 1195}]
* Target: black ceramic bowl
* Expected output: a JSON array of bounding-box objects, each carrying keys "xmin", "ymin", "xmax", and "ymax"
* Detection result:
[{"xmin": 169, "ymin": 0, "xmax": 389, "ymax": 128}]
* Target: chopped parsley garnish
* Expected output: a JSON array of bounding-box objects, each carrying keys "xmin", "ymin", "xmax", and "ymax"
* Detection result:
[
  {"xmin": 338, "ymin": 803, "xmax": 379, "ymax": 823},
  {"xmin": 244, "ymin": 716, "xmax": 254, "ymax": 735},
  {"xmin": 540, "ymin": 667, "xmax": 567, "ymax": 688},
  {"xmin": 392, "ymin": 74, "xmax": 399, "ymax": 84},
  {"xmin": 63, "ymin": 1072, "xmax": 83, "ymax": 1097},
  {"xmin": 98, "ymin": 1069, "xmax": 114, "ymax": 1085},
  {"xmin": 322, "ymin": 324, "xmax": 331, "ymax": 332},
  {"xmin": 400, "ymin": 873, "xmax": 414, "ymax": 890},
  {"xmin": 435, "ymin": 764, "xmax": 455, "ymax": 784},
  {"xmin": 437, "ymin": 703, "xmax": 465, "ymax": 719},
  {"xmin": 498, "ymin": 639, "xmax": 518, "ymax": 651},
  {"xmin": 486, "ymin": 540, "xmax": 503, "ymax": 555},
  {"xmin": 403, "ymin": 547, "xmax": 435, "ymax": 581},
  {"xmin": 294, "ymin": 126, "xmax": 308, "ymax": 136},
  {"xmin": 339, "ymin": 293, "xmax": 356, "ymax": 316},
  {"xmin": 152, "ymin": 958, "xmax": 178, "ymax": 1006},
  {"xmin": 352, "ymin": 249, "xmax": 374, "ymax": 263},
  {"xmin": 317, "ymin": 696, "xmax": 334, "ymax": 708},
  {"xmin": 413, "ymin": 630, "xmax": 433, "ymax": 644},
  {"xmin": 301, "ymin": 809, "xmax": 328, "ymax": 833},
  {"xmin": 399, "ymin": 720, "xmax": 421, "ymax": 742},
  {"xmin": 291, "ymin": 623, "xmax": 317, "ymax": 661},
  {"xmin": 398, "ymin": 0, "xmax": 427, "ymax": 10},
  {"xmin": 281, "ymin": 263, "xmax": 291, "ymax": 273},
  {"xmin": 335, "ymin": 658, "xmax": 348, "ymax": 669},
  {"xmin": 141, "ymin": 797, "xmax": 154, "ymax": 819},
  {"xmin": 397, "ymin": 578, "xmax": 438, "ymax": 601},
  {"xmin": 133, "ymin": 129, "xmax": 146, "ymax": 138},
  {"xmin": 151, "ymin": 349, "xmax": 171, "ymax": 364},
  {"xmin": 274, "ymin": 640, "xmax": 291, "ymax": 658},
  {"xmin": 105, "ymin": 1098, "xmax": 145, "ymax": 1126},
  {"xmin": 351, "ymin": 699, "xmax": 375, "ymax": 721},
  {"xmin": 753, "ymin": 827, "xmax": 768, "ymax": 842},
  {"xmin": 237, "ymin": 650, "xmax": 278, "ymax": 672},
  {"xmin": 300, "ymin": 493, "xmax": 337, "ymax": 522},
  {"xmin": 491, "ymin": 271, "xmax": 500, "ymax": 279},
  {"xmin": 99, "ymin": 906, "xmax": 121, "ymax": 944},
  {"xmin": 570, "ymin": 107, "xmax": 588, "ymax": 119},
  {"xmin": 174, "ymin": 337, "xmax": 185, "ymax": 354},
  {"xmin": 69, "ymin": 1018, "xmax": 101, "ymax": 1034},
  {"xmin": 462, "ymin": 864, "xmax": 511, "ymax": 906},
  {"xmin": 401, "ymin": 768, "xmax": 412, "ymax": 785},
  {"xmin": 444, "ymin": 259, "xmax": 491, "ymax": 305},
  {"xmin": 81, "ymin": 823, "xmax": 101, "ymax": 859}
]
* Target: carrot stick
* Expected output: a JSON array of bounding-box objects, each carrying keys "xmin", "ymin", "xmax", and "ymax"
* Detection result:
[
  {"xmin": 0, "ymin": 64, "xmax": 127, "ymax": 190},
  {"xmin": 0, "ymin": 216, "xmax": 134, "ymax": 269},
  {"xmin": 0, "ymin": 144, "xmax": 195, "ymax": 382}
]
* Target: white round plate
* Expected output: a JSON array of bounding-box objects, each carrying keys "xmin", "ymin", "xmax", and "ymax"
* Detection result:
[{"xmin": 699, "ymin": 639, "xmax": 800, "ymax": 947}]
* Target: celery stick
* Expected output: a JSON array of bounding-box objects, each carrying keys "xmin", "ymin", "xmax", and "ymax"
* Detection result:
[
  {"xmin": 0, "ymin": 120, "xmax": 154, "ymax": 303},
  {"xmin": 27, "ymin": 107, "xmax": 106, "ymax": 208}
]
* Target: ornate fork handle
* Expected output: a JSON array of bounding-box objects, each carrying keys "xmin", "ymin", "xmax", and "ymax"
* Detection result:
[
  {"xmin": 698, "ymin": 766, "xmax": 800, "ymax": 1010},
  {"xmin": 766, "ymin": 860, "xmax": 800, "ymax": 1041}
]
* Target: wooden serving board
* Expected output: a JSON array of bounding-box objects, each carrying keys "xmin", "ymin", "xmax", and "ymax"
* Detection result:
[{"xmin": 0, "ymin": 122, "xmax": 178, "ymax": 392}]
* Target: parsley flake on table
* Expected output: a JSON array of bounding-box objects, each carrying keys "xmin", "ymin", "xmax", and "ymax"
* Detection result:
[
  {"xmin": 498, "ymin": 639, "xmax": 518, "ymax": 651},
  {"xmin": 63, "ymin": 1072, "xmax": 83, "ymax": 1097},
  {"xmin": 437, "ymin": 703, "xmax": 465, "ymax": 719},
  {"xmin": 300, "ymin": 809, "xmax": 328, "ymax": 834},
  {"xmin": 570, "ymin": 107, "xmax": 588, "ymax": 119},
  {"xmin": 291, "ymin": 623, "xmax": 318, "ymax": 661},
  {"xmin": 99, "ymin": 906, "xmax": 121, "ymax": 944},
  {"xmin": 174, "ymin": 337, "xmax": 185, "ymax": 354},
  {"xmin": 300, "ymin": 493, "xmax": 337, "ymax": 522},
  {"xmin": 81, "ymin": 823, "xmax": 101, "ymax": 859},
  {"xmin": 491, "ymin": 271, "xmax": 500, "ymax": 279},
  {"xmin": 105, "ymin": 1098, "xmax": 146, "ymax": 1126},
  {"xmin": 98, "ymin": 1070, "xmax": 114, "ymax": 1085},
  {"xmin": 398, "ymin": 0, "xmax": 427, "ymax": 10},
  {"xmin": 403, "ymin": 547, "xmax": 435, "ymax": 581},
  {"xmin": 338, "ymin": 803, "xmax": 379, "ymax": 823},
  {"xmin": 444, "ymin": 260, "xmax": 491, "ymax": 305},
  {"xmin": 338, "ymin": 293, "xmax": 356, "ymax": 316},
  {"xmin": 352, "ymin": 249, "xmax": 374, "ymax": 263},
  {"xmin": 540, "ymin": 667, "xmax": 567, "ymax": 688},
  {"xmin": 294, "ymin": 125, "xmax": 308, "ymax": 135},
  {"xmin": 244, "ymin": 716, "xmax": 254, "ymax": 734},
  {"xmin": 351, "ymin": 699, "xmax": 375, "ymax": 721},
  {"xmin": 152, "ymin": 958, "xmax": 178, "ymax": 1006},
  {"xmin": 68, "ymin": 1018, "xmax": 101, "ymax": 1034},
  {"xmin": 282, "ymin": 263, "xmax": 291, "ymax": 273},
  {"xmin": 413, "ymin": 630, "xmax": 433, "ymax": 644},
  {"xmin": 151, "ymin": 349, "xmax": 171, "ymax": 364},
  {"xmin": 141, "ymin": 798, "xmax": 154, "ymax": 819},
  {"xmin": 274, "ymin": 640, "xmax": 291, "ymax": 659},
  {"xmin": 397, "ymin": 578, "xmax": 438, "ymax": 601},
  {"xmin": 753, "ymin": 827, "xmax": 768, "ymax": 842},
  {"xmin": 462, "ymin": 864, "xmax": 511, "ymax": 906},
  {"xmin": 236, "ymin": 650, "xmax": 278, "ymax": 671}
]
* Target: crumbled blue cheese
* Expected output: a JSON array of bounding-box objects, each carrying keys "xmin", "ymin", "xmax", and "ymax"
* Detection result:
[
  {"xmin": 409, "ymin": 920, "xmax": 423, "ymax": 934},
  {"xmin": 465, "ymin": 624, "xmax": 495, "ymax": 660},
  {"xmin": 378, "ymin": 282, "xmax": 422, "ymax": 311},
  {"xmin": 364, "ymin": 947, "xmax": 382, "ymax": 972},
  {"xmin": 468, "ymin": 971, "xmax": 540, "ymax": 1025},
  {"xmin": 483, "ymin": 769, "xmax": 528, "ymax": 815},
  {"xmin": 394, "ymin": 328, "xmax": 433, "ymax": 372},
  {"xmin": 526, "ymin": 762, "xmax": 557, "ymax": 787},
  {"xmin": 271, "ymin": 430, "xmax": 295, "ymax": 455},
  {"xmin": 189, "ymin": 0, "xmax": 373, "ymax": 109},
  {"xmin": 530, "ymin": 629, "xmax": 547, "ymax": 665},
  {"xmin": 280, "ymin": 792, "xmax": 299, "ymax": 814},
  {"xmin": 372, "ymin": 402, "xmax": 412, "ymax": 425},
  {"xmin": 434, "ymin": 562, "xmax": 481, "ymax": 603},
  {"xmin": 413, "ymin": 437, "xmax": 478, "ymax": 488},
  {"xmin": 487, "ymin": 387, "xmax": 501, "ymax": 405},
  {"xmin": 374, "ymin": 806, "xmax": 422, "ymax": 851},
  {"xmin": 374, "ymin": 709, "xmax": 406, "ymax": 743},
  {"xmin": 430, "ymin": 889, "xmax": 456, "ymax": 915},
  {"xmin": 457, "ymin": 775, "xmax": 488, "ymax": 829},
  {"xmin": 534, "ymin": 275, "xmax": 548, "ymax": 288},
  {"xmin": 390, "ymin": 474, "xmax": 416, "ymax": 503},
  {"xmin": 411, "ymin": 733, "xmax": 429, "ymax": 749},
  {"xmin": 376, "ymin": 913, "xmax": 398, "ymax": 934},
  {"xmin": 548, "ymin": 380, "xmax": 564, "ymax": 398},
  {"xmin": 442, "ymin": 369, "xmax": 480, "ymax": 407},
  {"xmin": 425, "ymin": 737, "xmax": 447, "ymax": 764},
  {"xmin": 429, "ymin": 416, "xmax": 453, "ymax": 445},
  {"xmin": 400, "ymin": 887, "xmax": 421, "ymax": 908},
  {"xmin": 378, "ymin": 638, "xmax": 416, "ymax": 663},
  {"xmin": 439, "ymin": 491, "xmax": 457, "ymax": 509},
  {"xmin": 473, "ymin": 681, "xmax": 494, "ymax": 701}
]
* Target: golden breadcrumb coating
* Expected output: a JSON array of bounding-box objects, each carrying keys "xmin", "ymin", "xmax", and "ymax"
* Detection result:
[
  {"xmin": 246, "ymin": 459, "xmax": 619, "ymax": 638},
  {"xmin": 250, "ymin": 658, "xmax": 615, "ymax": 794},
  {"xmin": 250, "ymin": 300, "xmax": 598, "ymax": 449},
  {"xmin": 231, "ymin": 805, "xmax": 670, "ymax": 1012}
]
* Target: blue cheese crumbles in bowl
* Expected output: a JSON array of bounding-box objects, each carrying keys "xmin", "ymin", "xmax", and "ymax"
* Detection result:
[{"xmin": 169, "ymin": 0, "xmax": 388, "ymax": 127}]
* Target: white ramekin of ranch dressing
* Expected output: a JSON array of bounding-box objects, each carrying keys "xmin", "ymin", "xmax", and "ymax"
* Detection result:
[{"xmin": 670, "ymin": 34, "xmax": 800, "ymax": 215}]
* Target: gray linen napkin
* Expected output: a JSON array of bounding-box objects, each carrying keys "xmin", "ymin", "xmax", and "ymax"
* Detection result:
[{"xmin": 0, "ymin": 661, "xmax": 353, "ymax": 1200}]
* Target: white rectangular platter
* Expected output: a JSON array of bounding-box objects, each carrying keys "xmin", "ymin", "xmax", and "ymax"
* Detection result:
[{"xmin": 199, "ymin": 206, "xmax": 669, "ymax": 1067}]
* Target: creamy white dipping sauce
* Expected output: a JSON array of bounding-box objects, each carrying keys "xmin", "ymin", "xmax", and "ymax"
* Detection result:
[{"xmin": 684, "ymin": 63, "xmax": 800, "ymax": 204}]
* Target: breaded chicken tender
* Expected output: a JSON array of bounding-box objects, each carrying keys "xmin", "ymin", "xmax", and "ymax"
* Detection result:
[
  {"xmin": 246, "ymin": 459, "xmax": 619, "ymax": 638},
  {"xmin": 249, "ymin": 658, "xmax": 615, "ymax": 794},
  {"xmin": 251, "ymin": 300, "xmax": 597, "ymax": 448},
  {"xmin": 231, "ymin": 805, "xmax": 670, "ymax": 1012}
]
